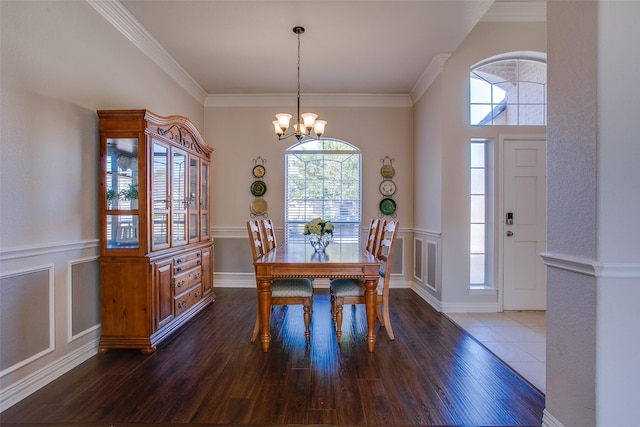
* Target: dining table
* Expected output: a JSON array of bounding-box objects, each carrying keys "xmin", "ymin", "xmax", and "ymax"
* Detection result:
[{"xmin": 253, "ymin": 242, "xmax": 381, "ymax": 352}]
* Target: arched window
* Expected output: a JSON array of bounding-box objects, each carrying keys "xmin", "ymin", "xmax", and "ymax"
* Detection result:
[
  {"xmin": 285, "ymin": 139, "xmax": 361, "ymax": 243},
  {"xmin": 470, "ymin": 54, "xmax": 547, "ymax": 126}
]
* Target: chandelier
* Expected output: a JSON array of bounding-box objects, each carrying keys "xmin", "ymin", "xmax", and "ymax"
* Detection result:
[{"xmin": 273, "ymin": 26, "xmax": 327, "ymax": 142}]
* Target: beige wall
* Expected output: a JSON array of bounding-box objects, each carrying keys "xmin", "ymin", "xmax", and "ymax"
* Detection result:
[
  {"xmin": 0, "ymin": 0, "xmax": 204, "ymax": 409},
  {"xmin": 205, "ymin": 105, "xmax": 413, "ymax": 229}
]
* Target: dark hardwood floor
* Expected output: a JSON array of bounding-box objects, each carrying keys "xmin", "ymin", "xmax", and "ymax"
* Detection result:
[{"xmin": 1, "ymin": 288, "xmax": 544, "ymax": 427}]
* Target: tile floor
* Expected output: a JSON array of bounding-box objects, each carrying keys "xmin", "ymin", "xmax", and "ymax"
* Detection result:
[{"xmin": 445, "ymin": 311, "xmax": 546, "ymax": 393}]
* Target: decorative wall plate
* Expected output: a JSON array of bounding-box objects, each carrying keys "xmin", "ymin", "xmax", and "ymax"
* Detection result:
[
  {"xmin": 379, "ymin": 180, "xmax": 396, "ymax": 196},
  {"xmin": 250, "ymin": 198, "xmax": 268, "ymax": 215},
  {"xmin": 379, "ymin": 198, "xmax": 397, "ymax": 215},
  {"xmin": 250, "ymin": 180, "xmax": 267, "ymax": 197},
  {"xmin": 380, "ymin": 164, "xmax": 395, "ymax": 178},
  {"xmin": 252, "ymin": 164, "xmax": 266, "ymax": 178}
]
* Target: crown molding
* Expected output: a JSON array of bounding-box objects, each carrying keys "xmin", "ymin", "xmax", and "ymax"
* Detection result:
[
  {"xmin": 204, "ymin": 93, "xmax": 413, "ymax": 108},
  {"xmin": 410, "ymin": 54, "xmax": 451, "ymax": 104},
  {"xmin": 481, "ymin": 1, "xmax": 547, "ymax": 22},
  {"xmin": 88, "ymin": 0, "xmax": 544, "ymax": 109},
  {"xmin": 87, "ymin": 0, "xmax": 208, "ymax": 104}
]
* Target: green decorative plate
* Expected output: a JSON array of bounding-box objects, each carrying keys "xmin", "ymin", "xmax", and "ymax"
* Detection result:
[
  {"xmin": 379, "ymin": 198, "xmax": 397, "ymax": 215},
  {"xmin": 250, "ymin": 180, "xmax": 267, "ymax": 197}
]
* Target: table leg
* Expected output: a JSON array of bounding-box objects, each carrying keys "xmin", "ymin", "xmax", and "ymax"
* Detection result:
[
  {"xmin": 364, "ymin": 278, "xmax": 377, "ymax": 352},
  {"xmin": 257, "ymin": 278, "xmax": 272, "ymax": 352}
]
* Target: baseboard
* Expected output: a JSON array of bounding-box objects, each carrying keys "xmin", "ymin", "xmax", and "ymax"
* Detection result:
[
  {"xmin": 411, "ymin": 283, "xmax": 443, "ymax": 312},
  {"xmin": 0, "ymin": 338, "xmax": 99, "ymax": 411},
  {"xmin": 213, "ymin": 273, "xmax": 255, "ymax": 288},
  {"xmin": 542, "ymin": 409, "xmax": 565, "ymax": 427}
]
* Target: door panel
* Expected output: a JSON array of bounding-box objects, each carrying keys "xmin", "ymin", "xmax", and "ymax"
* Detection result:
[{"xmin": 503, "ymin": 138, "xmax": 546, "ymax": 310}]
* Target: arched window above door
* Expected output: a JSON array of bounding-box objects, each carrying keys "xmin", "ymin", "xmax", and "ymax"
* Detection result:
[{"xmin": 470, "ymin": 53, "xmax": 547, "ymax": 126}]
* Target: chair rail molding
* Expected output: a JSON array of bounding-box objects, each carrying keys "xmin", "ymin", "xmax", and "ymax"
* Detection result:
[
  {"xmin": 540, "ymin": 252, "xmax": 640, "ymax": 279},
  {"xmin": 0, "ymin": 239, "xmax": 99, "ymax": 261}
]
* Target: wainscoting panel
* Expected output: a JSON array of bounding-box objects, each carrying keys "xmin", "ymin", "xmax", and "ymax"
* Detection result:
[
  {"xmin": 427, "ymin": 241, "xmax": 437, "ymax": 291},
  {"xmin": 0, "ymin": 240, "xmax": 100, "ymax": 411},
  {"xmin": 69, "ymin": 258, "xmax": 100, "ymax": 341},
  {"xmin": 213, "ymin": 237, "xmax": 253, "ymax": 274},
  {"xmin": 392, "ymin": 237, "xmax": 404, "ymax": 275},
  {"xmin": 414, "ymin": 238, "xmax": 423, "ymax": 281},
  {"xmin": 0, "ymin": 267, "xmax": 54, "ymax": 374},
  {"xmin": 411, "ymin": 230, "xmax": 441, "ymax": 310}
]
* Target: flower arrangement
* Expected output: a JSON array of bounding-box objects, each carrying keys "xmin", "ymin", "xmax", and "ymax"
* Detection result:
[
  {"xmin": 304, "ymin": 217, "xmax": 334, "ymax": 252},
  {"xmin": 303, "ymin": 217, "xmax": 334, "ymax": 236}
]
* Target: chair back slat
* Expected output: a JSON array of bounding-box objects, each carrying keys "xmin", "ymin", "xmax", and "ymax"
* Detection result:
[
  {"xmin": 365, "ymin": 218, "xmax": 382, "ymax": 255},
  {"xmin": 246, "ymin": 220, "xmax": 265, "ymax": 261},
  {"xmin": 376, "ymin": 220, "xmax": 399, "ymax": 277},
  {"xmin": 262, "ymin": 219, "xmax": 277, "ymax": 252}
]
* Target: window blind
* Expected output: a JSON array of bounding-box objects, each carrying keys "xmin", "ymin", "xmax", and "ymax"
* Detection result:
[{"xmin": 285, "ymin": 139, "xmax": 361, "ymax": 243}]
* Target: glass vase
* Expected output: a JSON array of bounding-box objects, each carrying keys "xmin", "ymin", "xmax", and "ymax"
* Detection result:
[{"xmin": 309, "ymin": 233, "xmax": 332, "ymax": 252}]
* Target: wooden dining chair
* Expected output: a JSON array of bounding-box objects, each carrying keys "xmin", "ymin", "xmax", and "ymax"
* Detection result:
[
  {"xmin": 246, "ymin": 220, "xmax": 314, "ymax": 344},
  {"xmin": 329, "ymin": 220, "xmax": 399, "ymax": 341}
]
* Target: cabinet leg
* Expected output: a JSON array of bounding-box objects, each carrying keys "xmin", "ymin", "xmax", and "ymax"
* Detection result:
[{"xmin": 140, "ymin": 346, "xmax": 156, "ymax": 354}]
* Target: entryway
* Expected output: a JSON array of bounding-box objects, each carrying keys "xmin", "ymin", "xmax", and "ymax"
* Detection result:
[
  {"xmin": 501, "ymin": 137, "xmax": 547, "ymax": 310},
  {"xmin": 446, "ymin": 311, "xmax": 546, "ymax": 392}
]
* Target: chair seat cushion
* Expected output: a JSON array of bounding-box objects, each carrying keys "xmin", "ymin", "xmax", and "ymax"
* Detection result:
[
  {"xmin": 330, "ymin": 278, "xmax": 382, "ymax": 297},
  {"xmin": 272, "ymin": 278, "xmax": 314, "ymax": 297}
]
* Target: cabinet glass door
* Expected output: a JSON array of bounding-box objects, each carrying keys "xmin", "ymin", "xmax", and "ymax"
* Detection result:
[
  {"xmin": 188, "ymin": 156, "xmax": 200, "ymax": 242},
  {"xmin": 200, "ymin": 161, "xmax": 210, "ymax": 239},
  {"xmin": 152, "ymin": 141, "xmax": 170, "ymax": 250},
  {"xmin": 172, "ymin": 147, "xmax": 187, "ymax": 246},
  {"xmin": 105, "ymin": 138, "xmax": 139, "ymax": 248}
]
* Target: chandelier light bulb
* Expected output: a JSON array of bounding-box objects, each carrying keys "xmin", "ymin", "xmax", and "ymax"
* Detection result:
[
  {"xmin": 272, "ymin": 120, "xmax": 284, "ymax": 136},
  {"xmin": 314, "ymin": 120, "xmax": 327, "ymax": 137},
  {"xmin": 275, "ymin": 113, "xmax": 292, "ymax": 132},
  {"xmin": 301, "ymin": 112, "xmax": 318, "ymax": 132}
]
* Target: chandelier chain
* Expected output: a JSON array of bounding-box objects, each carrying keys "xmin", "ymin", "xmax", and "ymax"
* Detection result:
[{"xmin": 297, "ymin": 29, "xmax": 301, "ymax": 130}]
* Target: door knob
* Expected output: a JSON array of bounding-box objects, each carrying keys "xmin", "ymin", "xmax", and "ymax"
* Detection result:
[{"xmin": 506, "ymin": 230, "xmax": 514, "ymax": 237}]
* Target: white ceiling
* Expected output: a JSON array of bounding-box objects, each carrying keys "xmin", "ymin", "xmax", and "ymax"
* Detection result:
[{"xmin": 96, "ymin": 1, "xmax": 545, "ymax": 101}]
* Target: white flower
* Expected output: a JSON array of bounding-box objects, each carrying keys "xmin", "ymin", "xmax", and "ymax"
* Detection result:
[{"xmin": 303, "ymin": 217, "xmax": 334, "ymax": 235}]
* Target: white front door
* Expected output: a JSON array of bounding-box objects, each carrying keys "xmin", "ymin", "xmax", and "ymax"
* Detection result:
[{"xmin": 502, "ymin": 138, "xmax": 547, "ymax": 310}]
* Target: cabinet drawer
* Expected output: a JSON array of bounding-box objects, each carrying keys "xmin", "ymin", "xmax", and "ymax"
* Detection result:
[
  {"xmin": 174, "ymin": 284, "xmax": 202, "ymax": 317},
  {"xmin": 173, "ymin": 266, "xmax": 202, "ymax": 295},
  {"xmin": 174, "ymin": 250, "xmax": 202, "ymax": 273}
]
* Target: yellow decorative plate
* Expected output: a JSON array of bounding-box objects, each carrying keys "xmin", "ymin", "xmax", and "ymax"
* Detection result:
[
  {"xmin": 380, "ymin": 164, "xmax": 395, "ymax": 178},
  {"xmin": 250, "ymin": 198, "xmax": 268, "ymax": 215}
]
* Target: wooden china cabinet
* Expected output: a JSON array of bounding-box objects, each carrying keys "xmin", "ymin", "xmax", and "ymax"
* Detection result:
[{"xmin": 97, "ymin": 110, "xmax": 214, "ymax": 353}]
